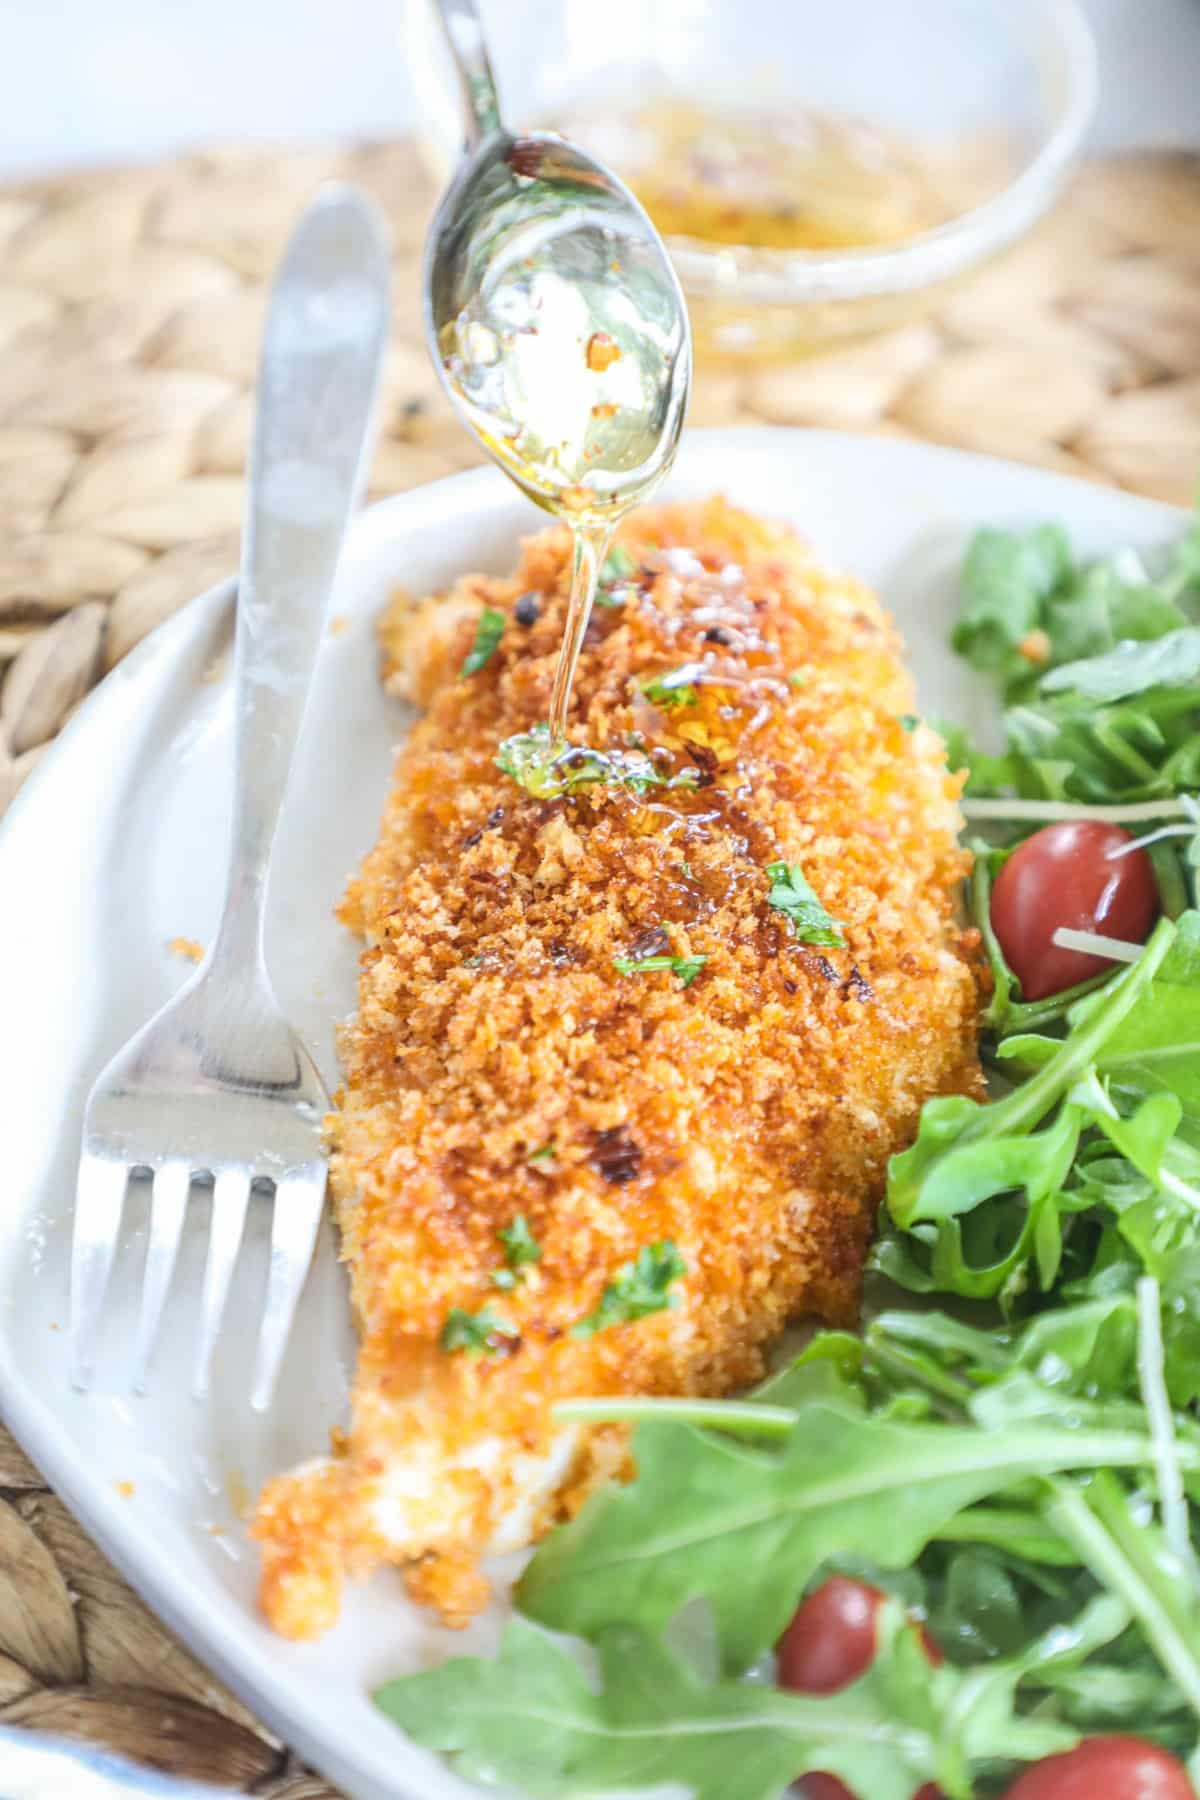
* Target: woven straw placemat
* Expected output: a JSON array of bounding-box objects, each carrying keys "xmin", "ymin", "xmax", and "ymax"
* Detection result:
[{"xmin": 0, "ymin": 141, "xmax": 1197, "ymax": 1790}]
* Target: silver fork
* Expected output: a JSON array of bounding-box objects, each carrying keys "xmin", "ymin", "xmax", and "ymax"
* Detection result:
[{"xmin": 69, "ymin": 185, "xmax": 391, "ymax": 1412}]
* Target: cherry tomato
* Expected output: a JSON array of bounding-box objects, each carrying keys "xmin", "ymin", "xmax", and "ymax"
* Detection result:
[
  {"xmin": 1000, "ymin": 1736, "xmax": 1193, "ymax": 1799},
  {"xmin": 989, "ymin": 821, "xmax": 1159, "ymax": 1002},
  {"xmin": 778, "ymin": 1577, "xmax": 941, "ymax": 1695},
  {"xmin": 782, "ymin": 1579, "xmax": 943, "ymax": 1800},
  {"xmin": 779, "ymin": 1577, "xmax": 883, "ymax": 1694}
]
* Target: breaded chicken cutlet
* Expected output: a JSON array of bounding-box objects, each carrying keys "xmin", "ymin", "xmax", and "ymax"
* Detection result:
[{"xmin": 253, "ymin": 497, "xmax": 983, "ymax": 1639}]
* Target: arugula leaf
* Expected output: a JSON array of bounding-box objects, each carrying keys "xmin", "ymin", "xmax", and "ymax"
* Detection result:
[
  {"xmin": 460, "ymin": 605, "xmax": 506, "ymax": 677},
  {"xmin": 953, "ymin": 525, "xmax": 1072, "ymax": 686},
  {"xmin": 518, "ymin": 1396, "xmax": 1182, "ymax": 1672},
  {"xmin": 438, "ymin": 1307, "xmax": 517, "ymax": 1355},
  {"xmin": 1084, "ymin": 912, "xmax": 1200, "ymax": 1116},
  {"xmin": 765, "ymin": 861, "xmax": 845, "ymax": 947},
  {"xmin": 497, "ymin": 722, "xmax": 700, "ymax": 800},
  {"xmin": 377, "ymin": 1609, "xmax": 1081, "ymax": 1800},
  {"xmin": 946, "ymin": 517, "xmax": 1200, "ymax": 806},
  {"xmin": 1044, "ymin": 1472, "xmax": 1200, "ymax": 1718},
  {"xmin": 612, "ymin": 951, "xmax": 708, "ymax": 987},
  {"xmin": 886, "ymin": 918, "xmax": 1176, "ymax": 1232},
  {"xmin": 572, "ymin": 1241, "xmax": 686, "ymax": 1338},
  {"xmin": 1041, "ymin": 560, "xmax": 1190, "ymax": 669},
  {"xmin": 1042, "ymin": 627, "xmax": 1200, "ymax": 704}
]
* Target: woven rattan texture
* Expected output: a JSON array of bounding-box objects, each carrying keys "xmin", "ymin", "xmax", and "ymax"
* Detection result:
[{"xmin": 0, "ymin": 141, "xmax": 1197, "ymax": 1788}]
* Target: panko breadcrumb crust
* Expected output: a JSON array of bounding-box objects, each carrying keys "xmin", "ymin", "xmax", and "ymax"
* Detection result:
[{"xmin": 253, "ymin": 498, "xmax": 983, "ymax": 1638}]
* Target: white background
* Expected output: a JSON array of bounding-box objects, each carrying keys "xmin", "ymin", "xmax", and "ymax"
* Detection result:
[{"xmin": 3, "ymin": 0, "xmax": 1198, "ymax": 176}]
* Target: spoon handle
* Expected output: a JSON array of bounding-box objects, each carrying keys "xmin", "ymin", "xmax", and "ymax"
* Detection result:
[{"xmin": 431, "ymin": 0, "xmax": 503, "ymax": 148}]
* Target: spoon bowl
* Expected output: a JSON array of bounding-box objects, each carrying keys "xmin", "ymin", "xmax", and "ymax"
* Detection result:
[{"xmin": 423, "ymin": 5, "xmax": 690, "ymax": 521}]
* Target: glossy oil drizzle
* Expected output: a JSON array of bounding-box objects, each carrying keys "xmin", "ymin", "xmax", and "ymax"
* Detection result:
[{"xmin": 547, "ymin": 517, "xmax": 611, "ymax": 746}]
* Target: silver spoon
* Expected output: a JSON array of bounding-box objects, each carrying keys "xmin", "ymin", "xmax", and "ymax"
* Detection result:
[{"xmin": 423, "ymin": 0, "xmax": 691, "ymax": 524}]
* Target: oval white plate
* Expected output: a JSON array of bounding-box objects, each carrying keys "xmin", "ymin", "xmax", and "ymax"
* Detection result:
[{"xmin": 0, "ymin": 430, "xmax": 1183, "ymax": 1800}]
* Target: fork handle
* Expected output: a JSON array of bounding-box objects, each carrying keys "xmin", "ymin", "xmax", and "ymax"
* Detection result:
[{"xmin": 214, "ymin": 185, "xmax": 390, "ymax": 972}]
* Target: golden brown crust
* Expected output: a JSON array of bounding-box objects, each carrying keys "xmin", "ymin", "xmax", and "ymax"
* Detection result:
[{"xmin": 253, "ymin": 497, "xmax": 983, "ymax": 1637}]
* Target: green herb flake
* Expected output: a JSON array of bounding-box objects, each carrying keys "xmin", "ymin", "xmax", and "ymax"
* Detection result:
[
  {"xmin": 498, "ymin": 1213, "xmax": 542, "ymax": 1270},
  {"xmin": 459, "ymin": 605, "xmax": 506, "ymax": 678},
  {"xmin": 438, "ymin": 1306, "xmax": 517, "ymax": 1355},
  {"xmin": 899, "ymin": 714, "xmax": 920, "ymax": 732},
  {"xmin": 764, "ymin": 860, "xmax": 845, "ymax": 947},
  {"xmin": 596, "ymin": 544, "xmax": 639, "ymax": 608},
  {"xmin": 527, "ymin": 1143, "xmax": 557, "ymax": 1166},
  {"xmin": 572, "ymin": 1241, "xmax": 686, "ymax": 1338},
  {"xmin": 612, "ymin": 952, "xmax": 708, "ymax": 988},
  {"xmin": 496, "ymin": 723, "xmax": 700, "ymax": 800},
  {"xmin": 602, "ymin": 546, "xmax": 637, "ymax": 583},
  {"xmin": 640, "ymin": 670, "xmax": 699, "ymax": 709}
]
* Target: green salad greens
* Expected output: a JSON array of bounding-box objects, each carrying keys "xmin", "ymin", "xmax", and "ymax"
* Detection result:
[{"xmin": 377, "ymin": 511, "xmax": 1200, "ymax": 1799}]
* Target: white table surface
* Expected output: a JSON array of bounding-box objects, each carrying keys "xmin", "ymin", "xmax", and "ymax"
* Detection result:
[{"xmin": 3, "ymin": 0, "xmax": 1198, "ymax": 177}]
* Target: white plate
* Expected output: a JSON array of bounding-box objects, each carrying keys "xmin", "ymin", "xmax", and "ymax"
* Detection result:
[{"xmin": 0, "ymin": 429, "xmax": 1184, "ymax": 1800}]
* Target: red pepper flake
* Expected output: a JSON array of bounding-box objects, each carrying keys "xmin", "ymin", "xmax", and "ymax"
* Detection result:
[
  {"xmin": 586, "ymin": 332, "xmax": 622, "ymax": 372},
  {"xmin": 507, "ymin": 138, "xmax": 544, "ymax": 179}
]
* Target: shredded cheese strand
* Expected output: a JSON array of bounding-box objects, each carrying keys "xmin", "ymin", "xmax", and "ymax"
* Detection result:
[
  {"xmin": 1052, "ymin": 927, "xmax": 1144, "ymax": 964},
  {"xmin": 962, "ymin": 796, "xmax": 1196, "ymax": 823},
  {"xmin": 1136, "ymin": 1276, "xmax": 1199, "ymax": 1585}
]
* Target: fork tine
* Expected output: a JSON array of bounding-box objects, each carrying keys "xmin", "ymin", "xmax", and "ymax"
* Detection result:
[
  {"xmin": 69, "ymin": 1155, "xmax": 130, "ymax": 1391},
  {"xmin": 250, "ymin": 1170, "xmax": 328, "ymax": 1413},
  {"xmin": 192, "ymin": 1168, "xmax": 251, "ymax": 1401},
  {"xmin": 133, "ymin": 1161, "xmax": 191, "ymax": 1394}
]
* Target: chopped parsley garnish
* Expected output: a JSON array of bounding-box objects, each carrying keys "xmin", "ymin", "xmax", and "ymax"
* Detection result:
[
  {"xmin": 765, "ymin": 860, "xmax": 845, "ymax": 947},
  {"xmin": 527, "ymin": 1143, "xmax": 557, "ymax": 1166},
  {"xmin": 499, "ymin": 1214, "xmax": 542, "ymax": 1269},
  {"xmin": 496, "ymin": 723, "xmax": 700, "ymax": 800},
  {"xmin": 602, "ymin": 545, "xmax": 637, "ymax": 583},
  {"xmin": 439, "ymin": 1306, "xmax": 517, "ymax": 1355},
  {"xmin": 612, "ymin": 952, "xmax": 708, "ymax": 988},
  {"xmin": 640, "ymin": 670, "xmax": 699, "ymax": 709},
  {"xmin": 572, "ymin": 1241, "xmax": 686, "ymax": 1338},
  {"xmin": 898, "ymin": 713, "xmax": 920, "ymax": 732},
  {"xmin": 460, "ymin": 605, "xmax": 506, "ymax": 677},
  {"xmin": 491, "ymin": 1213, "xmax": 542, "ymax": 1289},
  {"xmin": 596, "ymin": 544, "xmax": 638, "ymax": 607},
  {"xmin": 788, "ymin": 670, "xmax": 809, "ymax": 687}
]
